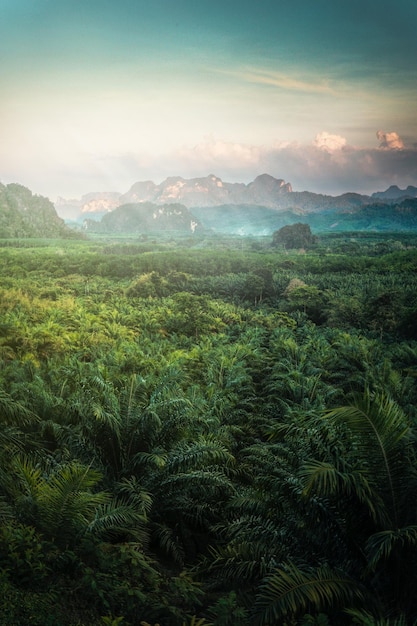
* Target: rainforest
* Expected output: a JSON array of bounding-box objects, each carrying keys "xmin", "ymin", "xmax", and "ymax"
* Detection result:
[{"xmin": 1, "ymin": 231, "xmax": 417, "ymax": 626}]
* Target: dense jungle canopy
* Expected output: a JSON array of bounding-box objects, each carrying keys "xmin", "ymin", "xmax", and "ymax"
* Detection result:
[{"xmin": 1, "ymin": 232, "xmax": 417, "ymax": 625}]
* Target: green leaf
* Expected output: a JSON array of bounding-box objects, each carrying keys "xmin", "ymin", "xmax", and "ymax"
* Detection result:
[{"xmin": 253, "ymin": 561, "xmax": 364, "ymax": 625}]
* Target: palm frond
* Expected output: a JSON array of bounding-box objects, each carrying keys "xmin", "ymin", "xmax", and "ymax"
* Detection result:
[
  {"xmin": 253, "ymin": 561, "xmax": 364, "ymax": 625},
  {"xmin": 346, "ymin": 609, "xmax": 409, "ymax": 625},
  {"xmin": 87, "ymin": 498, "xmax": 148, "ymax": 543},
  {"xmin": 91, "ymin": 402, "xmax": 121, "ymax": 440},
  {"xmin": 0, "ymin": 496, "xmax": 14, "ymax": 521},
  {"xmin": 40, "ymin": 462, "xmax": 109, "ymax": 532},
  {"xmin": 11, "ymin": 455, "xmax": 44, "ymax": 500},
  {"xmin": 365, "ymin": 525, "xmax": 417, "ymax": 571},
  {"xmin": 0, "ymin": 389, "xmax": 38, "ymax": 427},
  {"xmin": 203, "ymin": 541, "xmax": 274, "ymax": 585},
  {"xmin": 300, "ymin": 461, "xmax": 383, "ymax": 524},
  {"xmin": 167, "ymin": 438, "xmax": 235, "ymax": 473},
  {"xmin": 325, "ymin": 391, "xmax": 409, "ymax": 456},
  {"xmin": 151, "ymin": 521, "xmax": 185, "ymax": 566},
  {"xmin": 116, "ymin": 476, "xmax": 153, "ymax": 516},
  {"xmin": 161, "ymin": 469, "xmax": 235, "ymax": 496},
  {"xmin": 132, "ymin": 450, "xmax": 168, "ymax": 469},
  {"xmin": 324, "ymin": 391, "xmax": 411, "ymax": 527}
]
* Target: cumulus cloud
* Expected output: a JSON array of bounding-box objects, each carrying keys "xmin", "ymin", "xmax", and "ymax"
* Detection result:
[
  {"xmin": 314, "ymin": 132, "xmax": 347, "ymax": 151},
  {"xmin": 377, "ymin": 130, "xmax": 404, "ymax": 150}
]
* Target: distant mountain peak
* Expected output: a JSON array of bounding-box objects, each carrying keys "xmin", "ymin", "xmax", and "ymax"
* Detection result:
[{"xmin": 372, "ymin": 184, "xmax": 417, "ymax": 201}]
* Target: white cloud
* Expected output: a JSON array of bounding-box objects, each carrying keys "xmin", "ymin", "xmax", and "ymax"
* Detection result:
[
  {"xmin": 314, "ymin": 132, "xmax": 347, "ymax": 151},
  {"xmin": 376, "ymin": 130, "xmax": 404, "ymax": 150}
]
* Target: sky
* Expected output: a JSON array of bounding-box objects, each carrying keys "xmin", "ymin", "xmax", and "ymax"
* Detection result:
[{"xmin": 1, "ymin": 0, "xmax": 417, "ymax": 200}]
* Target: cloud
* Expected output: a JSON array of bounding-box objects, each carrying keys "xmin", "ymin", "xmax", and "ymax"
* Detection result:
[
  {"xmin": 9, "ymin": 130, "xmax": 416, "ymax": 200},
  {"xmin": 238, "ymin": 68, "xmax": 336, "ymax": 95},
  {"xmin": 175, "ymin": 138, "xmax": 261, "ymax": 172},
  {"xmin": 377, "ymin": 130, "xmax": 404, "ymax": 150},
  {"xmin": 169, "ymin": 131, "xmax": 417, "ymax": 196},
  {"xmin": 314, "ymin": 132, "xmax": 347, "ymax": 151}
]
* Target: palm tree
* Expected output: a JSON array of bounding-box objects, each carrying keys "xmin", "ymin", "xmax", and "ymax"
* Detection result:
[
  {"xmin": 252, "ymin": 389, "xmax": 417, "ymax": 624},
  {"xmin": 3, "ymin": 456, "xmax": 149, "ymax": 548},
  {"xmin": 0, "ymin": 388, "xmax": 39, "ymax": 453},
  {"xmin": 253, "ymin": 561, "xmax": 365, "ymax": 625}
]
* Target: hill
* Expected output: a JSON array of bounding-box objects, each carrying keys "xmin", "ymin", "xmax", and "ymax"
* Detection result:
[
  {"xmin": 188, "ymin": 198, "xmax": 417, "ymax": 234},
  {"xmin": 0, "ymin": 183, "xmax": 81, "ymax": 239},
  {"xmin": 83, "ymin": 202, "xmax": 202, "ymax": 234},
  {"xmin": 372, "ymin": 185, "xmax": 417, "ymax": 201}
]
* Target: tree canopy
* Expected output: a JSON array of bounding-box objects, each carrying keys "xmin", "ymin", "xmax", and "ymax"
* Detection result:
[
  {"xmin": 0, "ymin": 232, "xmax": 417, "ymax": 624},
  {"xmin": 272, "ymin": 222, "xmax": 317, "ymax": 249}
]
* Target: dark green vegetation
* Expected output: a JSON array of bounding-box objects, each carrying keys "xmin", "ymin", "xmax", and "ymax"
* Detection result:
[
  {"xmin": 272, "ymin": 223, "xmax": 317, "ymax": 249},
  {"xmin": 1, "ymin": 231, "xmax": 417, "ymax": 625}
]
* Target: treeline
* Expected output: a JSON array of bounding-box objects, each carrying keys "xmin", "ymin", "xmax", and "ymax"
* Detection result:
[{"xmin": 0, "ymin": 235, "xmax": 417, "ymax": 625}]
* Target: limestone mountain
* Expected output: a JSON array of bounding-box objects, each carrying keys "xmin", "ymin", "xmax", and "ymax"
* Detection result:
[
  {"xmin": 50, "ymin": 174, "xmax": 417, "ymax": 234},
  {"xmin": 0, "ymin": 183, "xmax": 80, "ymax": 239},
  {"xmin": 56, "ymin": 174, "xmax": 376, "ymax": 222},
  {"xmin": 120, "ymin": 173, "xmax": 293, "ymax": 208},
  {"xmin": 55, "ymin": 191, "xmax": 121, "ymax": 221}
]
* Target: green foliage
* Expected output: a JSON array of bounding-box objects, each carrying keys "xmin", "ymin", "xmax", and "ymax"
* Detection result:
[
  {"xmin": 0, "ymin": 571, "xmax": 62, "ymax": 626},
  {"xmin": 0, "ymin": 183, "xmax": 80, "ymax": 239},
  {"xmin": 252, "ymin": 561, "xmax": 364, "ymax": 625},
  {"xmin": 272, "ymin": 223, "xmax": 317, "ymax": 249},
  {"xmin": 299, "ymin": 614, "xmax": 331, "ymax": 626},
  {"xmin": 0, "ymin": 235, "xmax": 417, "ymax": 625},
  {"xmin": 101, "ymin": 617, "xmax": 125, "ymax": 625},
  {"xmin": 0, "ymin": 522, "xmax": 49, "ymax": 587},
  {"xmin": 204, "ymin": 591, "xmax": 248, "ymax": 625}
]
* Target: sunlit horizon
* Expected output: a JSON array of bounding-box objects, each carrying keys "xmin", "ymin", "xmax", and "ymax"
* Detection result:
[{"xmin": 1, "ymin": 0, "xmax": 416, "ymax": 201}]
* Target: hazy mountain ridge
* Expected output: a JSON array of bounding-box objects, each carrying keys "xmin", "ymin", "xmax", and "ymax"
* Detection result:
[
  {"xmin": 2, "ymin": 176, "xmax": 417, "ymax": 238},
  {"xmin": 120, "ymin": 173, "xmax": 293, "ymax": 208},
  {"xmin": 83, "ymin": 197, "xmax": 417, "ymax": 236},
  {"xmin": 55, "ymin": 192, "xmax": 121, "ymax": 221},
  {"xmin": 53, "ymin": 174, "xmax": 417, "ymax": 235},
  {"xmin": 0, "ymin": 183, "xmax": 80, "ymax": 239},
  {"xmin": 56, "ymin": 174, "xmax": 296, "ymax": 220},
  {"xmin": 372, "ymin": 185, "xmax": 417, "ymax": 201},
  {"xmin": 55, "ymin": 174, "xmax": 377, "ymax": 223},
  {"xmin": 191, "ymin": 199, "xmax": 417, "ymax": 234},
  {"xmin": 83, "ymin": 202, "xmax": 202, "ymax": 234}
]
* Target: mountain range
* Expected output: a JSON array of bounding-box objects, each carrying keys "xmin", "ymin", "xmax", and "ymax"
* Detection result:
[
  {"xmin": 60, "ymin": 174, "xmax": 417, "ymax": 236},
  {"xmin": 57, "ymin": 174, "xmax": 372, "ymax": 221},
  {"xmin": 1, "ymin": 175, "xmax": 417, "ymax": 239}
]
